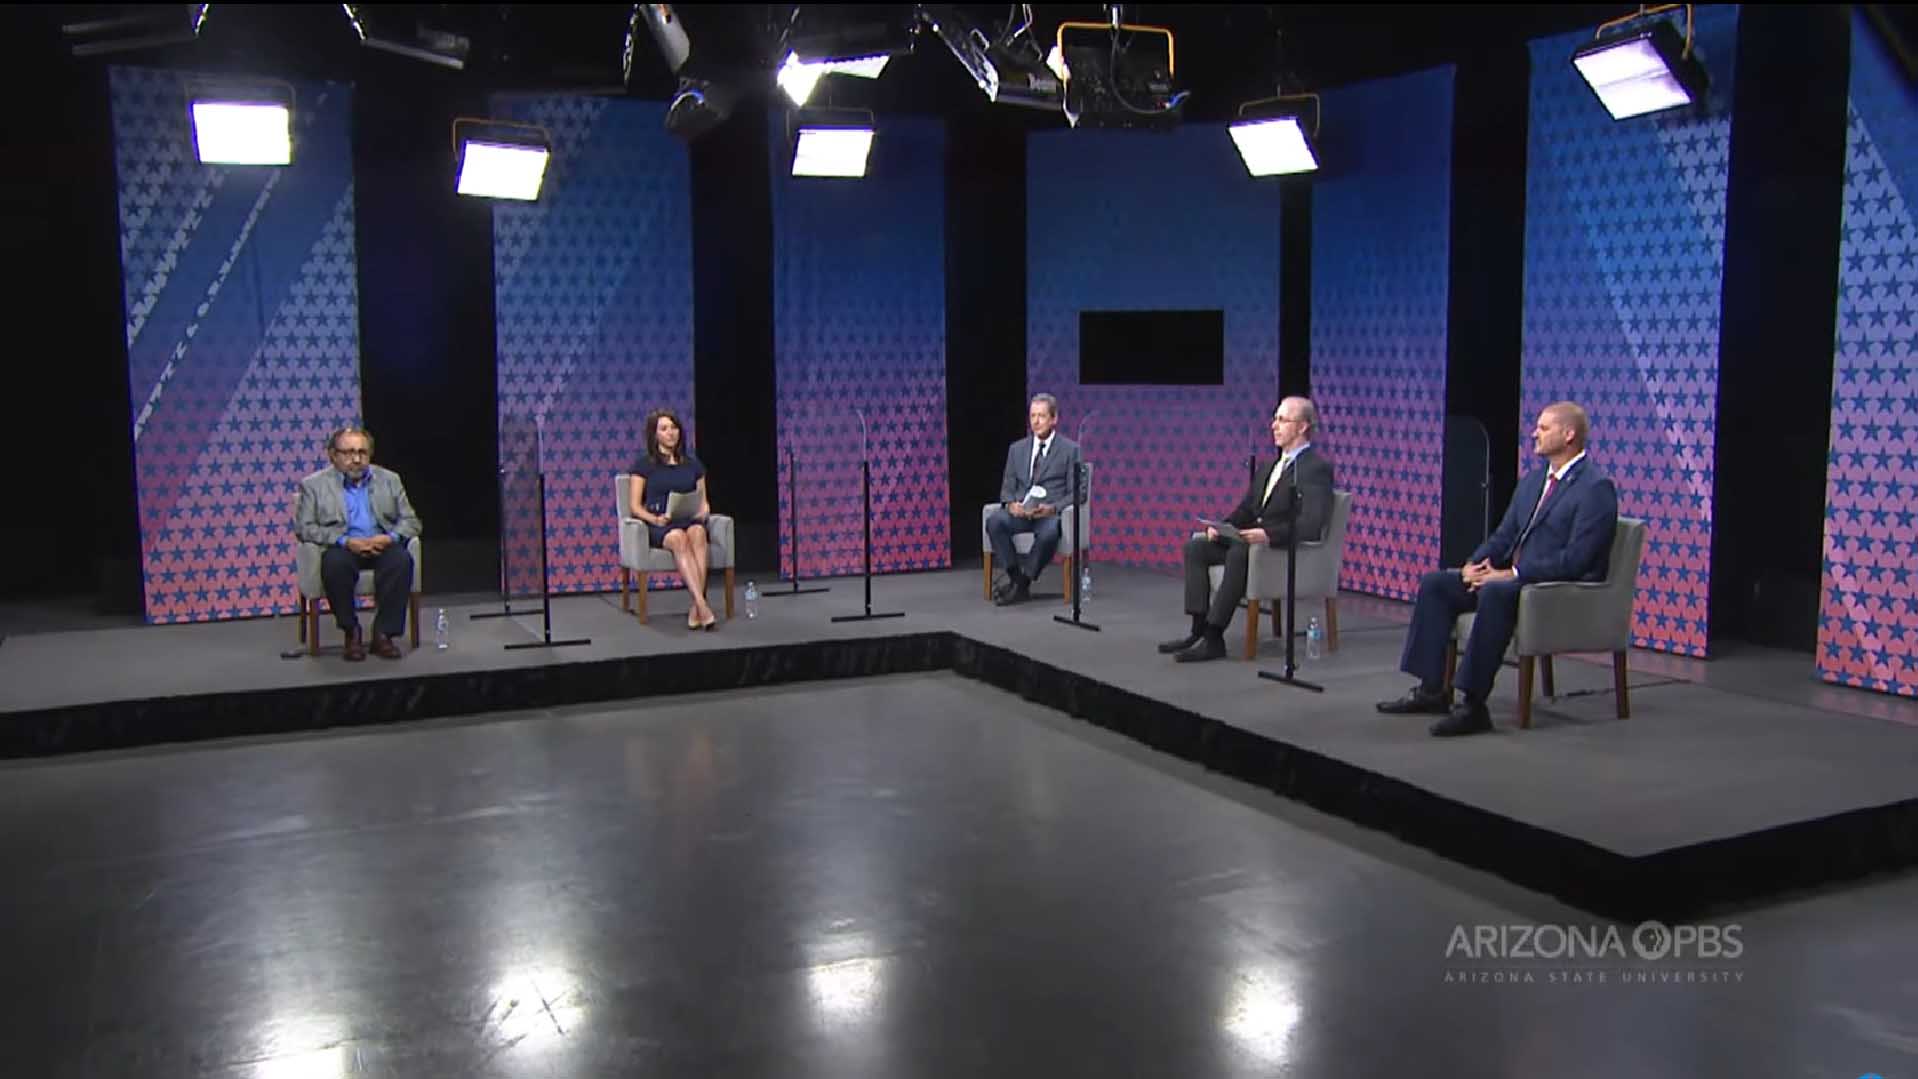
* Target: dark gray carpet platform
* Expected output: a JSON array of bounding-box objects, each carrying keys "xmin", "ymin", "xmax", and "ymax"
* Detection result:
[{"xmin": 3, "ymin": 566, "xmax": 1914, "ymax": 920}]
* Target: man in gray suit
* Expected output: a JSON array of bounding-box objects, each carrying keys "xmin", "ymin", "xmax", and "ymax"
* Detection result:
[
  {"xmin": 986, "ymin": 393, "xmax": 1083, "ymax": 605},
  {"xmin": 293, "ymin": 426, "xmax": 423, "ymax": 661}
]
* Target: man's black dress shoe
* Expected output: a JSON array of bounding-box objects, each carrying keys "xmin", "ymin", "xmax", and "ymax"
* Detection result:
[
  {"xmin": 1375, "ymin": 686, "xmax": 1453, "ymax": 715},
  {"xmin": 1173, "ymin": 636, "xmax": 1227, "ymax": 663},
  {"xmin": 1430, "ymin": 699, "xmax": 1494, "ymax": 737},
  {"xmin": 1158, "ymin": 632, "xmax": 1202, "ymax": 654}
]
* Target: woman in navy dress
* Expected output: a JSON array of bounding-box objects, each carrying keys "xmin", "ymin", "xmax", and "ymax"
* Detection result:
[{"xmin": 629, "ymin": 408, "xmax": 718, "ymax": 630}]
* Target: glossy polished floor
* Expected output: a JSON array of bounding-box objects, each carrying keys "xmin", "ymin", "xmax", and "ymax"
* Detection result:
[{"xmin": 4, "ymin": 673, "xmax": 1915, "ymax": 1078}]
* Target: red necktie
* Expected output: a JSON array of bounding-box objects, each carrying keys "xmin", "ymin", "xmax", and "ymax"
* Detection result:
[{"xmin": 1511, "ymin": 473, "xmax": 1559, "ymax": 564}]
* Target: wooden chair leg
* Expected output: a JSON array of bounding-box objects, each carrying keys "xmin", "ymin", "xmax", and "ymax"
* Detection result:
[
  {"xmin": 296, "ymin": 593, "xmax": 307, "ymax": 645},
  {"xmin": 621, "ymin": 567, "xmax": 631, "ymax": 612},
  {"xmin": 983, "ymin": 554, "xmax": 993, "ymax": 600},
  {"xmin": 725, "ymin": 567, "xmax": 735, "ymax": 619},
  {"xmin": 1614, "ymin": 651, "xmax": 1631, "ymax": 719},
  {"xmin": 308, "ymin": 599, "xmax": 320, "ymax": 656},
  {"xmin": 638, "ymin": 575, "xmax": 649, "ymax": 623},
  {"xmin": 1540, "ymin": 655, "xmax": 1556, "ymax": 698},
  {"xmin": 1517, "ymin": 655, "xmax": 1536, "ymax": 729},
  {"xmin": 1243, "ymin": 600, "xmax": 1260, "ymax": 660},
  {"xmin": 1443, "ymin": 641, "xmax": 1456, "ymax": 694},
  {"xmin": 1062, "ymin": 555, "xmax": 1074, "ymax": 604},
  {"xmin": 1324, "ymin": 596, "xmax": 1340, "ymax": 652},
  {"xmin": 409, "ymin": 593, "xmax": 420, "ymax": 649}
]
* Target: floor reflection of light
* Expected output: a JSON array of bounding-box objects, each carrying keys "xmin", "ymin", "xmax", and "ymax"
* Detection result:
[
  {"xmin": 1221, "ymin": 965, "xmax": 1303, "ymax": 1067},
  {"xmin": 806, "ymin": 957, "xmax": 884, "ymax": 1028},
  {"xmin": 486, "ymin": 965, "xmax": 587, "ymax": 1053},
  {"xmin": 250, "ymin": 1046, "xmax": 347, "ymax": 1079}
]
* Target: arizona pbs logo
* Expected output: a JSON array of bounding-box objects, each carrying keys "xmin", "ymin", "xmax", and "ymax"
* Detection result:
[{"xmin": 1446, "ymin": 920, "xmax": 1744, "ymax": 961}]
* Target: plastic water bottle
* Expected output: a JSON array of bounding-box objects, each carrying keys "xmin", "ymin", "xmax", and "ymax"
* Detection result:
[
  {"xmin": 1305, "ymin": 616, "xmax": 1323, "ymax": 661},
  {"xmin": 744, "ymin": 581, "xmax": 759, "ymax": 619},
  {"xmin": 434, "ymin": 608, "xmax": 450, "ymax": 650},
  {"xmin": 1079, "ymin": 564, "xmax": 1093, "ymax": 603}
]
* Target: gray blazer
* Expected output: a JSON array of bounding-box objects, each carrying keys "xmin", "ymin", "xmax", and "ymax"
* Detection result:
[
  {"xmin": 998, "ymin": 434, "xmax": 1084, "ymax": 510},
  {"xmin": 294, "ymin": 466, "xmax": 423, "ymax": 547}
]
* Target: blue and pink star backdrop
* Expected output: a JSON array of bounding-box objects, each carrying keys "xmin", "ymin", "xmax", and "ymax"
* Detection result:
[
  {"xmin": 1522, "ymin": 7, "xmax": 1740, "ymax": 657},
  {"xmin": 1818, "ymin": 12, "xmax": 1918, "ymax": 697},
  {"xmin": 1026, "ymin": 125, "xmax": 1283, "ymax": 571},
  {"xmin": 490, "ymin": 97, "xmax": 695, "ymax": 595},
  {"xmin": 772, "ymin": 114, "xmax": 950, "ymax": 578},
  {"xmin": 113, "ymin": 68, "xmax": 363, "ymax": 624},
  {"xmin": 1309, "ymin": 66, "xmax": 1455, "ymax": 601}
]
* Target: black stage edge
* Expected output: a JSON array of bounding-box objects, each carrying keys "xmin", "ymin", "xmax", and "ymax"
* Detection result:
[
  {"xmin": 6, "ymin": 631, "xmax": 1917, "ymax": 923},
  {"xmin": 943, "ymin": 637, "xmax": 1918, "ymax": 924},
  {"xmin": 0, "ymin": 634, "xmax": 951, "ymax": 761}
]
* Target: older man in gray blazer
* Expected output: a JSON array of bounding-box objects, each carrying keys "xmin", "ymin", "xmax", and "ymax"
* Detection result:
[
  {"xmin": 294, "ymin": 425, "xmax": 423, "ymax": 660},
  {"xmin": 986, "ymin": 393, "xmax": 1083, "ymax": 605}
]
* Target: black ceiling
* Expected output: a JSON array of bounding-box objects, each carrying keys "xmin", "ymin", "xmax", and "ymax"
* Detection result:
[{"xmin": 29, "ymin": 4, "xmax": 1651, "ymax": 123}]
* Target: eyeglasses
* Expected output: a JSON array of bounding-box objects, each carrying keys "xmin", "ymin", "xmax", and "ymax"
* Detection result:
[
  {"xmin": 1273, "ymin": 416, "xmax": 1305, "ymax": 425},
  {"xmin": 331, "ymin": 447, "xmax": 370, "ymax": 457}
]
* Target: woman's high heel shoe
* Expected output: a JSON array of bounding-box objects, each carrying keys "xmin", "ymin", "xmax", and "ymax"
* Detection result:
[{"xmin": 700, "ymin": 611, "xmax": 719, "ymax": 632}]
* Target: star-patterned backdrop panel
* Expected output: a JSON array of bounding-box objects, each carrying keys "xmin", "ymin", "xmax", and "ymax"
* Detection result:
[
  {"xmin": 1027, "ymin": 126, "xmax": 1282, "ymax": 572},
  {"xmin": 491, "ymin": 96, "xmax": 694, "ymax": 594},
  {"xmin": 1522, "ymin": 7, "xmax": 1739, "ymax": 658},
  {"xmin": 1818, "ymin": 12, "xmax": 1918, "ymax": 697},
  {"xmin": 113, "ymin": 68, "xmax": 363, "ymax": 624},
  {"xmin": 1309, "ymin": 66, "xmax": 1454, "ymax": 601},
  {"xmin": 772, "ymin": 114, "xmax": 949, "ymax": 578}
]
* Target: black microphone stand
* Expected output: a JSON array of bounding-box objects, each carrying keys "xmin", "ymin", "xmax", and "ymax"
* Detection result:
[
  {"xmin": 1052, "ymin": 458, "xmax": 1099, "ymax": 632},
  {"xmin": 762, "ymin": 447, "xmax": 829, "ymax": 598},
  {"xmin": 470, "ymin": 466, "xmax": 523, "ymax": 622},
  {"xmin": 504, "ymin": 472, "xmax": 593, "ymax": 650},
  {"xmin": 832, "ymin": 410, "xmax": 904, "ymax": 623},
  {"xmin": 1257, "ymin": 486, "xmax": 1322, "ymax": 693}
]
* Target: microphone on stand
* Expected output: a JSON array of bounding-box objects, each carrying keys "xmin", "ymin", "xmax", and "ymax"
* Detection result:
[
  {"xmin": 831, "ymin": 408, "xmax": 903, "ymax": 623},
  {"xmin": 765, "ymin": 441, "xmax": 829, "ymax": 598},
  {"xmin": 1257, "ymin": 483, "xmax": 1323, "ymax": 693},
  {"xmin": 1055, "ymin": 413, "xmax": 1101, "ymax": 632}
]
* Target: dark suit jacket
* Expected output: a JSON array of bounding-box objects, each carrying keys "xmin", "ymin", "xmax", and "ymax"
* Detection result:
[
  {"xmin": 1225, "ymin": 446, "xmax": 1336, "ymax": 548},
  {"xmin": 1471, "ymin": 458, "xmax": 1618, "ymax": 582},
  {"xmin": 999, "ymin": 434, "xmax": 1084, "ymax": 511}
]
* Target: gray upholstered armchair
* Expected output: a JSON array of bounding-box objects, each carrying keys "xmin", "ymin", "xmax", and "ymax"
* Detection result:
[
  {"xmin": 1445, "ymin": 516, "xmax": 1649, "ymax": 729},
  {"xmin": 1203, "ymin": 490, "xmax": 1353, "ymax": 660},
  {"xmin": 295, "ymin": 537, "xmax": 422, "ymax": 654},
  {"xmin": 616, "ymin": 473, "xmax": 736, "ymax": 624},
  {"xmin": 981, "ymin": 463, "xmax": 1092, "ymax": 604}
]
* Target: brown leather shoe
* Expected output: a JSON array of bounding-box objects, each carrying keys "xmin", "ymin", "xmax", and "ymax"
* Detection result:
[
  {"xmin": 371, "ymin": 633, "xmax": 403, "ymax": 660},
  {"xmin": 342, "ymin": 628, "xmax": 367, "ymax": 662}
]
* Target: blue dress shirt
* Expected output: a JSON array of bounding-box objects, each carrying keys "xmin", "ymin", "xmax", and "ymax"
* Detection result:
[{"xmin": 338, "ymin": 470, "xmax": 398, "ymax": 547}]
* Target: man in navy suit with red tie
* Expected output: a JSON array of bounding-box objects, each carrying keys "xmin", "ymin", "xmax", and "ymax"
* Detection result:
[{"xmin": 1378, "ymin": 401, "xmax": 1619, "ymax": 736}]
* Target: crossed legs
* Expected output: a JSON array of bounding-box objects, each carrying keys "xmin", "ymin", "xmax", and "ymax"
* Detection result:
[{"xmin": 661, "ymin": 525, "xmax": 716, "ymax": 627}]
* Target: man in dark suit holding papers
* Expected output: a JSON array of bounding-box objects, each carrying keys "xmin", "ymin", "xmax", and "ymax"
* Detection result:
[
  {"xmin": 1378, "ymin": 401, "xmax": 1619, "ymax": 736},
  {"xmin": 1159, "ymin": 397, "xmax": 1336, "ymax": 662},
  {"xmin": 986, "ymin": 394, "xmax": 1084, "ymax": 605}
]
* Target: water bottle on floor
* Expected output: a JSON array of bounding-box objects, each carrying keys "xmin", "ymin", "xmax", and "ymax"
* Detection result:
[
  {"xmin": 745, "ymin": 581, "xmax": 759, "ymax": 619},
  {"xmin": 1079, "ymin": 564, "xmax": 1092, "ymax": 603},
  {"xmin": 1306, "ymin": 615, "xmax": 1323, "ymax": 661},
  {"xmin": 434, "ymin": 608, "xmax": 450, "ymax": 650}
]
